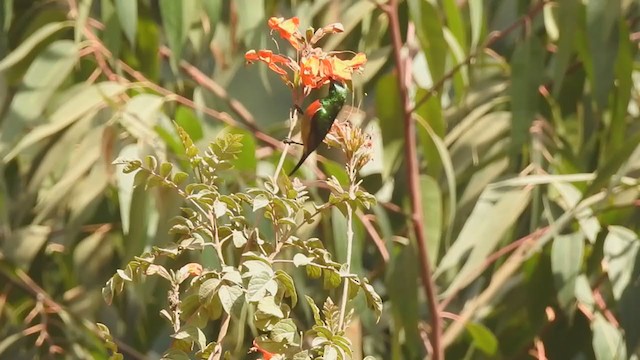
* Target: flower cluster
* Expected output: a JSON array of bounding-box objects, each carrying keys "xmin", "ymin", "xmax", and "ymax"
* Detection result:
[
  {"xmin": 324, "ymin": 121, "xmax": 373, "ymax": 177},
  {"xmin": 245, "ymin": 17, "xmax": 367, "ymax": 97}
]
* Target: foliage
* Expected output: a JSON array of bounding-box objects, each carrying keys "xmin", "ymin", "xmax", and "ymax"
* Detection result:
[{"xmin": 1, "ymin": 0, "xmax": 640, "ymax": 359}]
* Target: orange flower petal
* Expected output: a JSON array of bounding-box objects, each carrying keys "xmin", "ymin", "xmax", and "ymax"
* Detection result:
[
  {"xmin": 268, "ymin": 16, "xmax": 303, "ymax": 50},
  {"xmin": 245, "ymin": 50, "xmax": 293, "ymax": 76}
]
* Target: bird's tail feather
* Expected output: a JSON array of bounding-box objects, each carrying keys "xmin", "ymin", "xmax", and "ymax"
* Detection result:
[{"xmin": 288, "ymin": 152, "xmax": 310, "ymax": 176}]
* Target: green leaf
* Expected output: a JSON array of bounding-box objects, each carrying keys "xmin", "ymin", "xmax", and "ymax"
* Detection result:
[
  {"xmin": 551, "ymin": 232, "xmax": 584, "ymax": 312},
  {"xmin": 468, "ymin": 0, "xmax": 484, "ymax": 50},
  {"xmin": 271, "ymin": 319, "xmax": 297, "ymax": 343},
  {"xmin": 586, "ymin": 0, "xmax": 620, "ymax": 110},
  {"xmin": 552, "ymin": 0, "xmax": 580, "ymax": 97},
  {"xmin": 438, "ymin": 183, "xmax": 532, "ymax": 295},
  {"xmin": 591, "ymin": 313, "xmax": 626, "ymax": 360},
  {"xmin": 603, "ymin": 226, "xmax": 639, "ymax": 301},
  {"xmin": 115, "ymin": 0, "xmax": 137, "ymax": 47},
  {"xmin": 4, "ymin": 82, "xmax": 127, "ymax": 162},
  {"xmin": 0, "ymin": 21, "xmax": 74, "ymax": 73},
  {"xmin": 386, "ymin": 242, "xmax": 419, "ymax": 353},
  {"xmin": 247, "ymin": 272, "xmax": 277, "ymax": 302},
  {"xmin": 0, "ymin": 40, "xmax": 79, "ymax": 158},
  {"xmin": 418, "ymin": 175, "xmax": 442, "ymax": 265},
  {"xmin": 442, "ymin": 0, "xmax": 467, "ymax": 52},
  {"xmin": 218, "ymin": 284, "xmax": 244, "ymax": 315},
  {"xmin": 407, "ymin": 0, "xmax": 447, "ymax": 82},
  {"xmin": 257, "ymin": 296, "xmax": 284, "ymax": 319},
  {"xmin": 510, "ymin": 36, "xmax": 544, "ymax": 152},
  {"xmin": 360, "ymin": 278, "xmax": 382, "ymax": 322},
  {"xmin": 175, "ymin": 106, "xmax": 203, "ymax": 142},
  {"xmin": 121, "ymin": 94, "xmax": 165, "ymax": 143},
  {"xmin": 2, "ymin": 225, "xmax": 50, "ymax": 270},
  {"xmin": 253, "ymin": 194, "xmax": 270, "ymax": 211},
  {"xmin": 199, "ymin": 278, "xmax": 221, "ymax": 302},
  {"xmin": 275, "ymin": 270, "xmax": 298, "ymax": 307},
  {"xmin": 305, "ymin": 295, "xmax": 322, "ymax": 326},
  {"xmin": 465, "ymin": 322, "xmax": 498, "ymax": 355},
  {"xmin": 322, "ymin": 268, "xmax": 341, "ymax": 290},
  {"xmin": 159, "ymin": 0, "xmax": 194, "ymax": 68}
]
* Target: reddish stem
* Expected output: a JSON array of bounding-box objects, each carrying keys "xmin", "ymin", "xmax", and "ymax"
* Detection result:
[{"xmin": 384, "ymin": 1, "xmax": 443, "ymax": 359}]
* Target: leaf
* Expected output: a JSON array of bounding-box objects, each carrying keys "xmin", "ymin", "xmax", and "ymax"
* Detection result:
[
  {"xmin": 551, "ymin": 232, "xmax": 584, "ymax": 312},
  {"xmin": 2, "ymin": 225, "xmax": 50, "ymax": 270},
  {"xmin": 257, "ymin": 296, "xmax": 284, "ymax": 319},
  {"xmin": 115, "ymin": 145, "xmax": 139, "ymax": 235},
  {"xmin": 0, "ymin": 40, "xmax": 79, "ymax": 158},
  {"xmin": 415, "ymin": 115, "xmax": 456, "ymax": 247},
  {"xmin": 603, "ymin": 226, "xmax": 639, "ymax": 301},
  {"xmin": 172, "ymin": 325, "xmax": 207, "ymax": 350},
  {"xmin": 159, "ymin": 0, "xmax": 194, "ymax": 68},
  {"xmin": 586, "ymin": 0, "xmax": 620, "ymax": 110},
  {"xmin": 218, "ymin": 285, "xmax": 244, "ymax": 315},
  {"xmin": 120, "ymin": 94, "xmax": 165, "ymax": 143},
  {"xmin": 407, "ymin": 0, "xmax": 447, "ymax": 81},
  {"xmin": 0, "ymin": 21, "xmax": 74, "ymax": 73},
  {"xmin": 465, "ymin": 322, "xmax": 498, "ymax": 356},
  {"xmin": 552, "ymin": 0, "xmax": 580, "ymax": 97},
  {"xmin": 303, "ymin": 297, "xmax": 322, "ymax": 330},
  {"xmin": 360, "ymin": 278, "xmax": 382, "ymax": 322},
  {"xmin": 468, "ymin": 0, "xmax": 484, "ymax": 50},
  {"xmin": 293, "ymin": 253, "xmax": 313, "ymax": 267},
  {"xmin": 115, "ymin": 0, "xmax": 137, "ymax": 47},
  {"xmin": 322, "ymin": 268, "xmax": 341, "ymax": 290},
  {"xmin": 253, "ymin": 194, "xmax": 270, "ymax": 212},
  {"xmin": 275, "ymin": 270, "xmax": 298, "ymax": 307},
  {"xmin": 247, "ymin": 272, "xmax": 276, "ymax": 302},
  {"xmin": 271, "ymin": 319, "xmax": 297, "ymax": 343},
  {"xmin": 510, "ymin": 36, "xmax": 544, "ymax": 153},
  {"xmin": 591, "ymin": 313, "xmax": 626, "ymax": 360},
  {"xmin": 437, "ymin": 184, "xmax": 532, "ymax": 295},
  {"xmin": 386, "ymin": 242, "xmax": 419, "ymax": 353},
  {"xmin": 174, "ymin": 105, "xmax": 203, "ymax": 141}
]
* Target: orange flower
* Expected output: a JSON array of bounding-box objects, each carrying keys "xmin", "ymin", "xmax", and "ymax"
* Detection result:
[
  {"xmin": 245, "ymin": 50, "xmax": 294, "ymax": 76},
  {"xmin": 246, "ymin": 17, "xmax": 367, "ymax": 93},
  {"xmin": 268, "ymin": 16, "xmax": 304, "ymax": 50},
  {"xmin": 300, "ymin": 55, "xmax": 322, "ymax": 88},
  {"xmin": 251, "ymin": 340, "xmax": 276, "ymax": 360},
  {"xmin": 325, "ymin": 52, "xmax": 367, "ymax": 82},
  {"xmin": 299, "ymin": 52, "xmax": 368, "ymax": 89}
]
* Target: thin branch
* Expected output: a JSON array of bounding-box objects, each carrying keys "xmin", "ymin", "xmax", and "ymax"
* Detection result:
[{"xmin": 384, "ymin": 1, "xmax": 443, "ymax": 359}]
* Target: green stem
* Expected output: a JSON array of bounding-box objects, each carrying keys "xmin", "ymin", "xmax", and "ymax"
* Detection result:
[{"xmin": 338, "ymin": 202, "xmax": 354, "ymax": 331}]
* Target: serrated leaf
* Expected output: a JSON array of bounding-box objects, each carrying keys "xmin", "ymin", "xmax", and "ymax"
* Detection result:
[
  {"xmin": 271, "ymin": 319, "xmax": 297, "ymax": 343},
  {"xmin": 247, "ymin": 272, "xmax": 274, "ymax": 302},
  {"xmin": 322, "ymin": 269, "xmax": 341, "ymax": 289},
  {"xmin": 218, "ymin": 285, "xmax": 244, "ymax": 315},
  {"xmin": 361, "ymin": 278, "xmax": 382, "ymax": 321}
]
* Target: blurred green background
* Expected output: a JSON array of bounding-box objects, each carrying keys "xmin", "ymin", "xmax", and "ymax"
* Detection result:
[{"xmin": 1, "ymin": 0, "xmax": 640, "ymax": 359}]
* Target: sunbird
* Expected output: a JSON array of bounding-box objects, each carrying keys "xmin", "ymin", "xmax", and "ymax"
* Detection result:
[{"xmin": 288, "ymin": 80, "xmax": 348, "ymax": 176}]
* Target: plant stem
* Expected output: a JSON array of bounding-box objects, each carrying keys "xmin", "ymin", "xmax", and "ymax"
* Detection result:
[
  {"xmin": 338, "ymin": 202, "xmax": 355, "ymax": 331},
  {"xmin": 384, "ymin": 1, "xmax": 443, "ymax": 358},
  {"xmin": 212, "ymin": 314, "xmax": 231, "ymax": 360},
  {"xmin": 273, "ymin": 109, "xmax": 299, "ymax": 180}
]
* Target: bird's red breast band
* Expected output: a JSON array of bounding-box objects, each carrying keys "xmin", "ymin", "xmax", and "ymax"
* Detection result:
[{"xmin": 305, "ymin": 100, "xmax": 323, "ymax": 120}]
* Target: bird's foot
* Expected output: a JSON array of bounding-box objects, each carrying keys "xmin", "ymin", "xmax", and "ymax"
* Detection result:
[{"xmin": 283, "ymin": 138, "xmax": 303, "ymax": 146}]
